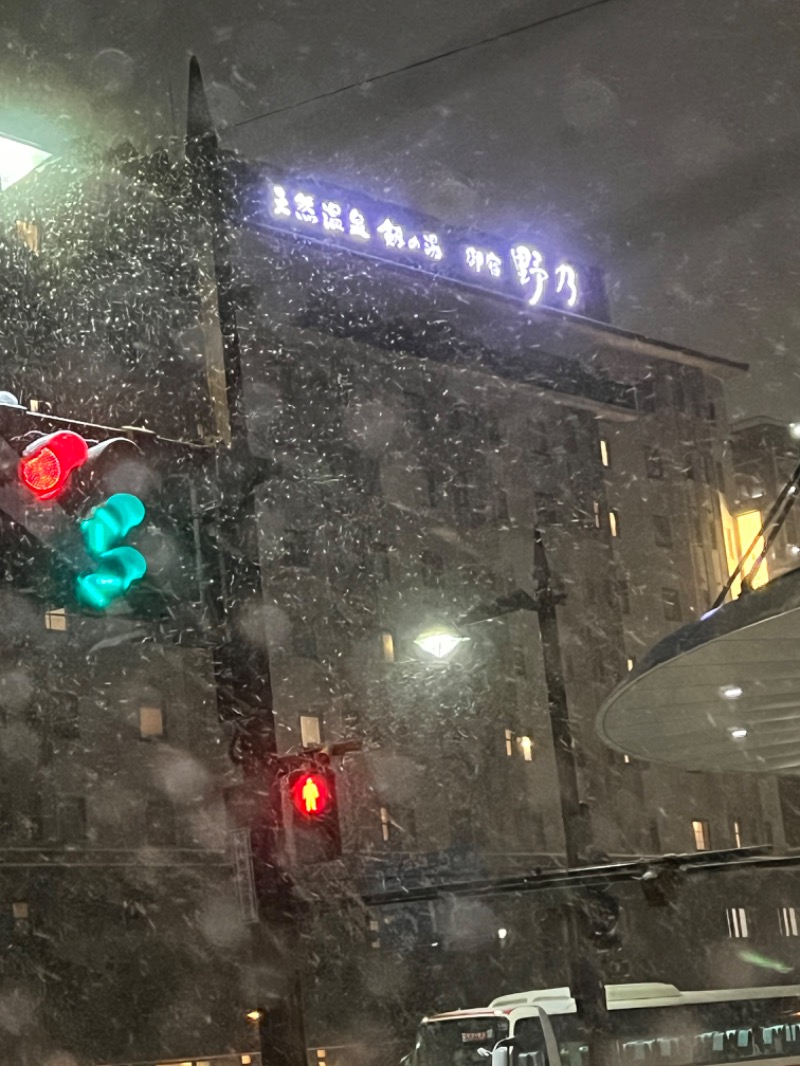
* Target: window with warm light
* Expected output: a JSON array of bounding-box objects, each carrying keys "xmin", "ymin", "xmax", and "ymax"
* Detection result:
[
  {"xmin": 139, "ymin": 705, "xmax": 164, "ymax": 739},
  {"xmin": 504, "ymin": 728, "xmax": 514, "ymax": 757},
  {"xmin": 609, "ymin": 509, "xmax": 619, "ymax": 537},
  {"xmin": 380, "ymin": 806, "xmax": 391, "ymax": 842},
  {"xmin": 692, "ymin": 818, "xmax": 710, "ymax": 851},
  {"xmin": 516, "ymin": 735, "xmax": 534, "ymax": 761},
  {"xmin": 381, "ymin": 630, "xmax": 395, "ymax": 662},
  {"xmin": 733, "ymin": 818, "xmax": 742, "ymax": 848},
  {"xmin": 735, "ymin": 509, "xmax": 769, "ymax": 588},
  {"xmin": 600, "ymin": 438, "xmax": 610, "ymax": 467},
  {"xmin": 15, "ymin": 220, "xmax": 40, "ymax": 254},
  {"xmin": 12, "ymin": 901, "xmax": 28, "ymax": 920},
  {"xmin": 44, "ymin": 607, "xmax": 67, "ymax": 631}
]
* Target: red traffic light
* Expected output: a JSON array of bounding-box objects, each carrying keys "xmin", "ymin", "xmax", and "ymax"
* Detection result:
[
  {"xmin": 19, "ymin": 431, "xmax": 89, "ymax": 500},
  {"xmin": 289, "ymin": 770, "xmax": 333, "ymax": 820}
]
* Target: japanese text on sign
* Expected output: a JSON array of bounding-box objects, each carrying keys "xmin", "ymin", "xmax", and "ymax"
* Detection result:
[{"xmin": 261, "ymin": 178, "xmax": 599, "ymax": 315}]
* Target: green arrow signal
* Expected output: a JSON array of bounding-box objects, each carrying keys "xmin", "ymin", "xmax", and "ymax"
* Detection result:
[{"xmin": 76, "ymin": 493, "xmax": 147, "ymax": 611}]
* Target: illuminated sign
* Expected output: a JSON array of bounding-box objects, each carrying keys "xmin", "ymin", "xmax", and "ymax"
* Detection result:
[{"xmin": 246, "ymin": 174, "xmax": 608, "ymax": 320}]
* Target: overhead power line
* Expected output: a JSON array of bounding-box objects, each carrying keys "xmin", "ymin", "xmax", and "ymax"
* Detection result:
[{"xmin": 231, "ymin": 0, "xmax": 620, "ymax": 129}]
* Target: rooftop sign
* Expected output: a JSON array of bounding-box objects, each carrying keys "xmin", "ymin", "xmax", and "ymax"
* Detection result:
[{"xmin": 245, "ymin": 172, "xmax": 609, "ymax": 321}]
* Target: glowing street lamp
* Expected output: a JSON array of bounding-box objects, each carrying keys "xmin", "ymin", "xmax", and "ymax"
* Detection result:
[
  {"xmin": 0, "ymin": 134, "xmax": 52, "ymax": 193},
  {"xmin": 413, "ymin": 626, "xmax": 468, "ymax": 659}
]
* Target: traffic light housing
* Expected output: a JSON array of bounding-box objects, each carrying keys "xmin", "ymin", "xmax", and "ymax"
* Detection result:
[
  {"xmin": 19, "ymin": 430, "xmax": 89, "ymax": 500},
  {"xmin": 285, "ymin": 758, "xmax": 341, "ymax": 864}
]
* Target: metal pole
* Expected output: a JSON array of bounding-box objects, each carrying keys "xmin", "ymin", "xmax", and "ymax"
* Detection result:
[{"xmin": 186, "ymin": 55, "xmax": 308, "ymax": 1066}]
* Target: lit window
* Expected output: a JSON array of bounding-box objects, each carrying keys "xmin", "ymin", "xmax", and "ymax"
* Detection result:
[
  {"xmin": 516, "ymin": 735, "xmax": 534, "ymax": 761},
  {"xmin": 733, "ymin": 818, "xmax": 742, "ymax": 848},
  {"xmin": 242, "ymin": 1057, "xmax": 253, "ymax": 1065},
  {"xmin": 44, "ymin": 607, "xmax": 67, "ymax": 631},
  {"xmin": 626, "ymin": 658, "xmax": 635, "ymax": 672},
  {"xmin": 779, "ymin": 906, "xmax": 799, "ymax": 937},
  {"xmin": 300, "ymin": 715, "xmax": 321, "ymax": 748},
  {"xmin": 381, "ymin": 631, "xmax": 395, "ymax": 662},
  {"xmin": 29, "ymin": 399, "xmax": 40, "ymax": 412},
  {"xmin": 692, "ymin": 819, "xmax": 710, "ymax": 851},
  {"xmin": 139, "ymin": 705, "xmax": 164, "ymax": 738},
  {"xmin": 726, "ymin": 906, "xmax": 749, "ymax": 938},
  {"xmin": 504, "ymin": 728, "xmax": 514, "ymax": 757},
  {"xmin": 609, "ymin": 510, "xmax": 619, "ymax": 537},
  {"xmin": 15, "ymin": 220, "xmax": 40, "ymax": 254},
  {"xmin": 12, "ymin": 901, "xmax": 28, "ymax": 920},
  {"xmin": 623, "ymin": 755, "xmax": 632, "ymax": 764},
  {"xmin": 317, "ymin": 1052, "xmax": 327, "ymax": 1061},
  {"xmin": 600, "ymin": 439, "xmax": 610, "ymax": 468},
  {"xmin": 735, "ymin": 510, "xmax": 769, "ymax": 589},
  {"xmin": 380, "ymin": 806, "xmax": 391, "ymax": 842}
]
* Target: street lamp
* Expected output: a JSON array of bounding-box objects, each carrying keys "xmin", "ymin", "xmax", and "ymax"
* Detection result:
[
  {"xmin": 0, "ymin": 133, "xmax": 53, "ymax": 193},
  {"xmin": 413, "ymin": 625, "xmax": 468, "ymax": 659}
]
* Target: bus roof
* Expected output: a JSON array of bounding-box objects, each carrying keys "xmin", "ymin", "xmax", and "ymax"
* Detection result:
[{"xmin": 606, "ymin": 982, "xmax": 800, "ymax": 1010}]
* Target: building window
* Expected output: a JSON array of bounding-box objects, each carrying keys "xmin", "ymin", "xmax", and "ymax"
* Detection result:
[
  {"xmin": 726, "ymin": 906, "xmax": 749, "ymax": 938},
  {"xmin": 692, "ymin": 818, "xmax": 710, "ymax": 851},
  {"xmin": 516, "ymin": 735, "xmax": 534, "ymax": 761},
  {"xmin": 645, "ymin": 447, "xmax": 664, "ymax": 479},
  {"xmin": 609, "ymin": 509, "xmax": 620, "ymax": 538},
  {"xmin": 44, "ymin": 607, "xmax": 67, "ymax": 631},
  {"xmin": 12, "ymin": 901, "xmax": 28, "ymax": 920},
  {"xmin": 15, "ymin": 220, "xmax": 40, "ymax": 254},
  {"xmin": 425, "ymin": 468, "xmax": 440, "ymax": 508},
  {"xmin": 618, "ymin": 576, "xmax": 630, "ymax": 614},
  {"xmin": 599, "ymin": 438, "xmax": 610, "ymax": 468},
  {"xmin": 779, "ymin": 906, "xmax": 799, "ymax": 937},
  {"xmin": 661, "ymin": 587, "xmax": 682, "ymax": 622},
  {"xmin": 380, "ymin": 631, "xmax": 395, "ymax": 663},
  {"xmin": 139, "ymin": 705, "xmax": 164, "ymax": 739},
  {"xmin": 733, "ymin": 818, "xmax": 743, "ymax": 848},
  {"xmin": 59, "ymin": 797, "xmax": 87, "ymax": 845},
  {"xmin": 653, "ymin": 514, "xmax": 673, "ymax": 548},
  {"xmin": 300, "ymin": 715, "xmax": 321, "ymax": 748},
  {"xmin": 380, "ymin": 806, "xmax": 391, "ymax": 842},
  {"xmin": 626, "ymin": 658, "xmax": 635, "ymax": 672},
  {"xmin": 623, "ymin": 754, "xmax": 632, "ymax": 764},
  {"xmin": 593, "ymin": 500, "xmax": 601, "ymax": 529},
  {"xmin": 282, "ymin": 529, "xmax": 313, "ymax": 567},
  {"xmin": 495, "ymin": 489, "xmax": 510, "ymax": 522},
  {"xmin": 504, "ymin": 728, "xmax": 514, "ymax": 757}
]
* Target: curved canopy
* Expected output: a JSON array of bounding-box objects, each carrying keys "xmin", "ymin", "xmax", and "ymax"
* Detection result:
[{"xmin": 597, "ymin": 568, "xmax": 800, "ymax": 774}]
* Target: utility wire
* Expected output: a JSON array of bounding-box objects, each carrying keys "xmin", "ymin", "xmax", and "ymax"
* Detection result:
[{"xmin": 231, "ymin": 0, "xmax": 620, "ymax": 129}]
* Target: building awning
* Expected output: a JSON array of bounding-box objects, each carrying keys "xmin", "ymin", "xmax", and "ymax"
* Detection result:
[{"xmin": 597, "ymin": 568, "xmax": 800, "ymax": 774}]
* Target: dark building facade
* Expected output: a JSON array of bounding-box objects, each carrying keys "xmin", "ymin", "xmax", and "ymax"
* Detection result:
[{"xmin": 4, "ymin": 146, "xmax": 800, "ymax": 1063}]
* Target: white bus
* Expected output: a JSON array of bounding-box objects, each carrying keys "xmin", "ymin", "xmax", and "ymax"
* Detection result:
[{"xmin": 403, "ymin": 982, "xmax": 800, "ymax": 1066}]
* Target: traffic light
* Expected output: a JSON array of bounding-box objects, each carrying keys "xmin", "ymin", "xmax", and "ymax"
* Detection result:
[
  {"xmin": 75, "ymin": 493, "xmax": 148, "ymax": 611},
  {"xmin": 285, "ymin": 759, "xmax": 341, "ymax": 863},
  {"xmin": 19, "ymin": 430, "xmax": 89, "ymax": 500}
]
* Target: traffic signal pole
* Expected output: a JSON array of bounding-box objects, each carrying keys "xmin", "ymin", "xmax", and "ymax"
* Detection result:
[{"xmin": 186, "ymin": 56, "xmax": 308, "ymax": 1066}]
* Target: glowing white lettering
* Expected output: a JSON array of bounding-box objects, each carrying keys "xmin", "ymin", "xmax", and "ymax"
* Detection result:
[
  {"xmin": 423, "ymin": 234, "xmax": 443, "ymax": 261},
  {"xmin": 272, "ymin": 184, "xmax": 291, "ymax": 217},
  {"xmin": 294, "ymin": 192, "xmax": 319, "ymax": 224},
  {"xmin": 377, "ymin": 218, "xmax": 405, "ymax": 249},
  {"xmin": 348, "ymin": 208, "xmax": 370, "ymax": 240},
  {"xmin": 408, "ymin": 235, "xmax": 421, "ymax": 251},
  {"xmin": 510, "ymin": 245, "xmax": 549, "ymax": 306},
  {"xmin": 465, "ymin": 247, "xmax": 501, "ymax": 277},
  {"xmin": 555, "ymin": 263, "xmax": 579, "ymax": 308},
  {"xmin": 322, "ymin": 201, "xmax": 345, "ymax": 232}
]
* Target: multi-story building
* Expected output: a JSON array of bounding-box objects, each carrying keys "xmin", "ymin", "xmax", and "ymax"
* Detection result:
[{"xmin": 6, "ymin": 141, "xmax": 800, "ymax": 1062}]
